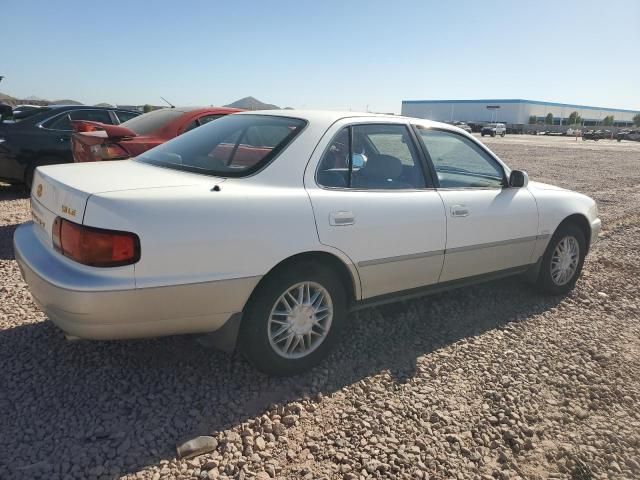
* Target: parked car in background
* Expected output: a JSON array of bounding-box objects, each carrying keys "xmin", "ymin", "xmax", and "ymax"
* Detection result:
[
  {"xmin": 452, "ymin": 121, "xmax": 472, "ymax": 133},
  {"xmin": 71, "ymin": 107, "xmax": 241, "ymax": 162},
  {"xmin": 481, "ymin": 123, "xmax": 506, "ymax": 137},
  {"xmin": 616, "ymin": 129, "xmax": 640, "ymax": 142},
  {"xmin": 15, "ymin": 110, "xmax": 600, "ymax": 375},
  {"xmin": 582, "ymin": 129, "xmax": 611, "ymax": 141},
  {"xmin": 0, "ymin": 105, "xmax": 140, "ymax": 187},
  {"xmin": 565, "ymin": 128, "xmax": 582, "ymax": 137},
  {"xmin": 11, "ymin": 105, "xmax": 48, "ymax": 121}
]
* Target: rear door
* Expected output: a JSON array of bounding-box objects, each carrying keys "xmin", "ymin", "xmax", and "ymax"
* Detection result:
[
  {"xmin": 414, "ymin": 126, "xmax": 539, "ymax": 282},
  {"xmin": 305, "ymin": 120, "xmax": 447, "ymax": 300}
]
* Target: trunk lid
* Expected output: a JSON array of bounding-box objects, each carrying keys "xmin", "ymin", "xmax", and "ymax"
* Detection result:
[
  {"xmin": 31, "ymin": 160, "xmax": 221, "ymax": 230},
  {"xmin": 71, "ymin": 131, "xmax": 109, "ymax": 162},
  {"xmin": 71, "ymin": 121, "xmax": 138, "ymax": 163}
]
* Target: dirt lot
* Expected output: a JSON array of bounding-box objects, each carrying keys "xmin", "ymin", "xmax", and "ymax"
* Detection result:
[{"xmin": 1, "ymin": 135, "xmax": 639, "ymax": 480}]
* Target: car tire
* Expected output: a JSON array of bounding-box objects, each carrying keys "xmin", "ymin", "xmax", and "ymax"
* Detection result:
[
  {"xmin": 481, "ymin": 133, "xmax": 485, "ymax": 137},
  {"xmin": 239, "ymin": 262, "xmax": 347, "ymax": 376},
  {"xmin": 23, "ymin": 165, "xmax": 35, "ymax": 193},
  {"xmin": 500, "ymin": 131, "xmax": 506, "ymax": 137},
  {"xmin": 535, "ymin": 223, "xmax": 587, "ymax": 295},
  {"xmin": 491, "ymin": 132, "xmax": 496, "ymax": 137}
]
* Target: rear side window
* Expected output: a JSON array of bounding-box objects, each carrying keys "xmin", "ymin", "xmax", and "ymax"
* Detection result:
[
  {"xmin": 182, "ymin": 114, "xmax": 226, "ymax": 134},
  {"xmin": 46, "ymin": 109, "xmax": 113, "ymax": 130},
  {"xmin": 316, "ymin": 124, "xmax": 427, "ymax": 189},
  {"xmin": 120, "ymin": 109, "xmax": 183, "ymax": 135},
  {"xmin": 115, "ymin": 110, "xmax": 139, "ymax": 123},
  {"xmin": 138, "ymin": 114, "xmax": 306, "ymax": 177},
  {"xmin": 198, "ymin": 114, "xmax": 225, "ymax": 125}
]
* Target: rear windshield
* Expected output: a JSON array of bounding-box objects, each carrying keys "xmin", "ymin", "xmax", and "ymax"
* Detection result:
[
  {"xmin": 120, "ymin": 109, "xmax": 183, "ymax": 135},
  {"xmin": 137, "ymin": 114, "xmax": 307, "ymax": 177}
]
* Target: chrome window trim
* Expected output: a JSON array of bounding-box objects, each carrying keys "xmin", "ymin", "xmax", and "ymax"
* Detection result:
[
  {"xmin": 36, "ymin": 108, "xmax": 133, "ymax": 132},
  {"xmin": 435, "ymin": 186, "xmax": 503, "ymax": 191}
]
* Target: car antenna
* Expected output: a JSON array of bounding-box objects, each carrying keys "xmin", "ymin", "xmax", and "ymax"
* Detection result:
[{"xmin": 160, "ymin": 96, "xmax": 175, "ymax": 108}]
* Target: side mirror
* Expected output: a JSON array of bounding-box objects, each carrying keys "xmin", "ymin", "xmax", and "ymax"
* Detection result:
[{"xmin": 509, "ymin": 170, "xmax": 528, "ymax": 188}]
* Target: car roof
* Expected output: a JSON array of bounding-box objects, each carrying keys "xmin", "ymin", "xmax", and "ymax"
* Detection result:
[
  {"xmin": 235, "ymin": 109, "xmax": 454, "ymax": 131},
  {"xmin": 166, "ymin": 106, "xmax": 242, "ymax": 114},
  {"xmin": 46, "ymin": 104, "xmax": 138, "ymax": 112}
]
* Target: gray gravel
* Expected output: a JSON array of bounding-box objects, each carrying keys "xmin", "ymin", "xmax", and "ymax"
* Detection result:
[{"xmin": 1, "ymin": 135, "xmax": 639, "ymax": 479}]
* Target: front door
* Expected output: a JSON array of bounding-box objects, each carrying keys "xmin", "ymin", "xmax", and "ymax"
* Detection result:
[
  {"xmin": 414, "ymin": 126, "xmax": 539, "ymax": 282},
  {"xmin": 305, "ymin": 121, "xmax": 447, "ymax": 299}
]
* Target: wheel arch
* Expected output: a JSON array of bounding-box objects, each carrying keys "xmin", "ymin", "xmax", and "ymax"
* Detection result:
[
  {"xmin": 555, "ymin": 213, "xmax": 592, "ymax": 252},
  {"xmin": 244, "ymin": 250, "xmax": 360, "ymax": 313},
  {"xmin": 198, "ymin": 250, "xmax": 360, "ymax": 354}
]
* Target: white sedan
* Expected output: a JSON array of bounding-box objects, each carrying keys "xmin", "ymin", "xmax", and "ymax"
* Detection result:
[{"xmin": 14, "ymin": 111, "xmax": 601, "ymax": 375}]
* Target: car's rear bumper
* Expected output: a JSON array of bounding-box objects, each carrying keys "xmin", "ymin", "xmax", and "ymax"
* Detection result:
[{"xmin": 14, "ymin": 222, "xmax": 260, "ymax": 340}]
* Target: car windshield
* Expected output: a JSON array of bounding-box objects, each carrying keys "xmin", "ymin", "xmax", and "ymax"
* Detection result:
[
  {"xmin": 137, "ymin": 114, "xmax": 306, "ymax": 177},
  {"xmin": 120, "ymin": 109, "xmax": 183, "ymax": 135}
]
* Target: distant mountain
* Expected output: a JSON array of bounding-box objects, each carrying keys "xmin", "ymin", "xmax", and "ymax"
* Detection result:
[
  {"xmin": 50, "ymin": 99, "xmax": 83, "ymax": 105},
  {"xmin": 94, "ymin": 102, "xmax": 114, "ymax": 107},
  {"xmin": 0, "ymin": 92, "xmax": 83, "ymax": 107},
  {"xmin": 224, "ymin": 96, "xmax": 279, "ymax": 110},
  {"xmin": 0, "ymin": 92, "xmax": 16, "ymax": 102}
]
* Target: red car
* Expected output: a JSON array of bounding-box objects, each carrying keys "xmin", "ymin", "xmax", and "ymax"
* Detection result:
[{"xmin": 71, "ymin": 106, "xmax": 241, "ymax": 162}]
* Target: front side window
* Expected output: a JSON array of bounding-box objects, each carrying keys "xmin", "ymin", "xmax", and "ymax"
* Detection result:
[
  {"xmin": 416, "ymin": 128, "xmax": 505, "ymax": 188},
  {"xmin": 46, "ymin": 109, "xmax": 113, "ymax": 130},
  {"xmin": 138, "ymin": 114, "xmax": 306, "ymax": 177},
  {"xmin": 317, "ymin": 124, "xmax": 427, "ymax": 189}
]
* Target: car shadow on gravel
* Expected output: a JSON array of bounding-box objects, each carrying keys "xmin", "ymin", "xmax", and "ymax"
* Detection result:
[
  {"xmin": 0, "ymin": 183, "xmax": 28, "ymax": 201},
  {"xmin": 0, "ymin": 223, "xmax": 20, "ymax": 259},
  {"xmin": 0, "ymin": 277, "xmax": 564, "ymax": 478}
]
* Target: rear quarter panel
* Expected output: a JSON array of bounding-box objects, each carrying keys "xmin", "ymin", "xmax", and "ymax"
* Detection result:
[{"xmin": 83, "ymin": 181, "xmax": 326, "ymax": 289}]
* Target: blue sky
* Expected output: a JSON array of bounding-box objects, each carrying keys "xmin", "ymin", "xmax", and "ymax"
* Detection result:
[{"xmin": 2, "ymin": 0, "xmax": 639, "ymax": 112}]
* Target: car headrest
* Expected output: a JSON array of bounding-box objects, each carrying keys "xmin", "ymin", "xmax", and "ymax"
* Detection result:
[{"xmin": 361, "ymin": 154, "xmax": 403, "ymax": 180}]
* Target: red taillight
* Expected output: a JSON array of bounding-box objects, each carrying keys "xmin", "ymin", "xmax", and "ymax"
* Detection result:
[
  {"xmin": 52, "ymin": 217, "xmax": 140, "ymax": 267},
  {"xmin": 90, "ymin": 143, "xmax": 130, "ymax": 161},
  {"xmin": 76, "ymin": 123, "xmax": 101, "ymax": 133}
]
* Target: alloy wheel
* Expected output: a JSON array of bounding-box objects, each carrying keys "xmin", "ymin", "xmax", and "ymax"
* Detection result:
[{"xmin": 267, "ymin": 282, "xmax": 333, "ymax": 359}]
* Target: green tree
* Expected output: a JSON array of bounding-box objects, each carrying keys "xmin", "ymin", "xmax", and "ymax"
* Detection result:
[
  {"xmin": 528, "ymin": 115, "xmax": 537, "ymax": 124},
  {"xmin": 633, "ymin": 113, "xmax": 640, "ymax": 127},
  {"xmin": 603, "ymin": 115, "xmax": 614, "ymax": 126},
  {"xmin": 568, "ymin": 111, "xmax": 582, "ymax": 125},
  {"xmin": 143, "ymin": 104, "xmax": 153, "ymax": 113},
  {"xmin": 545, "ymin": 113, "xmax": 554, "ymax": 125}
]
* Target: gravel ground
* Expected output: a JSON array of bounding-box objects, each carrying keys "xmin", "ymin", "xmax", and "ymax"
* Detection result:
[{"xmin": 1, "ymin": 135, "xmax": 639, "ymax": 480}]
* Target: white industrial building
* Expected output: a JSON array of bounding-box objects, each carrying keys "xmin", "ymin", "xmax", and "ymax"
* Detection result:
[{"xmin": 401, "ymin": 99, "xmax": 639, "ymax": 127}]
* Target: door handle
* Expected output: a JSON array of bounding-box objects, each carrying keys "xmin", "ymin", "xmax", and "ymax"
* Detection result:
[
  {"xmin": 450, "ymin": 204, "xmax": 470, "ymax": 217},
  {"xmin": 58, "ymin": 135, "xmax": 70, "ymax": 142},
  {"xmin": 329, "ymin": 211, "xmax": 355, "ymax": 226}
]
